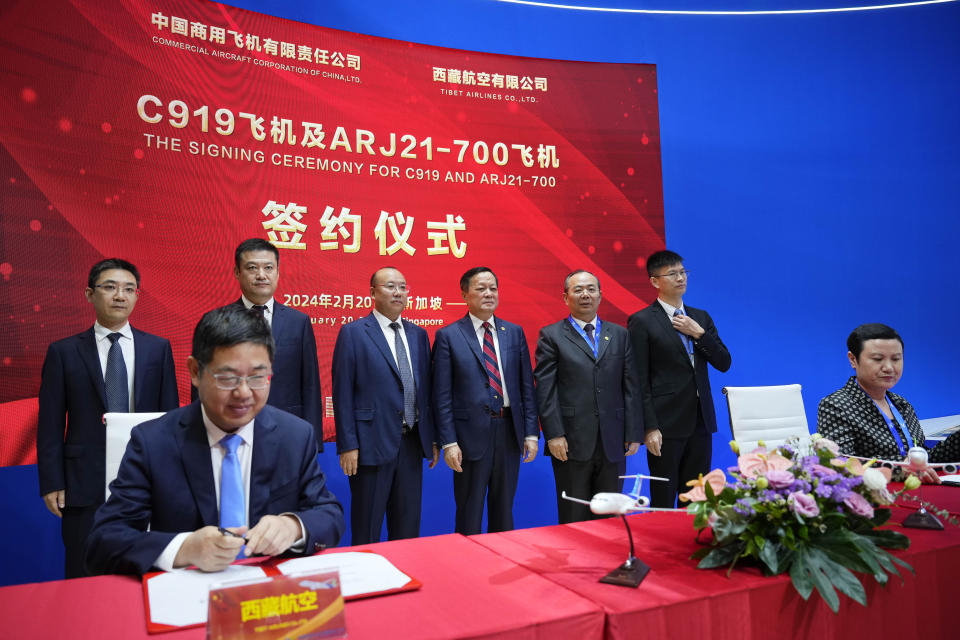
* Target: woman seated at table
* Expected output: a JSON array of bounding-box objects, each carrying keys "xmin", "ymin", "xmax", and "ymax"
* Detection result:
[{"xmin": 817, "ymin": 323, "xmax": 960, "ymax": 483}]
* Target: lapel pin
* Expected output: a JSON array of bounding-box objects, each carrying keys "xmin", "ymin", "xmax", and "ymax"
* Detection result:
[{"xmin": 605, "ymin": 336, "xmax": 610, "ymax": 341}]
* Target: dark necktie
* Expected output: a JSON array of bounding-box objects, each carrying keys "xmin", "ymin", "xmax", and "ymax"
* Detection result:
[
  {"xmin": 482, "ymin": 322, "xmax": 503, "ymax": 411},
  {"xmin": 105, "ymin": 332, "xmax": 129, "ymax": 412},
  {"xmin": 390, "ymin": 322, "xmax": 417, "ymax": 426},
  {"xmin": 584, "ymin": 323, "xmax": 595, "ymax": 343},
  {"xmin": 251, "ymin": 305, "xmax": 267, "ymax": 317},
  {"xmin": 673, "ymin": 309, "xmax": 694, "ymax": 355}
]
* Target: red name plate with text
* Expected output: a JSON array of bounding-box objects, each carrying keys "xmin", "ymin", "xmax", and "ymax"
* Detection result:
[{"xmin": 207, "ymin": 571, "xmax": 347, "ymax": 640}]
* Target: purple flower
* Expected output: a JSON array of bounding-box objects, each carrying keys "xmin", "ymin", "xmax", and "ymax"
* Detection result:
[
  {"xmin": 814, "ymin": 482, "xmax": 833, "ymax": 499},
  {"xmin": 765, "ymin": 469, "xmax": 795, "ymax": 489},
  {"xmin": 843, "ymin": 492, "xmax": 875, "ymax": 518},
  {"xmin": 811, "ymin": 464, "xmax": 838, "ymax": 477},
  {"xmin": 787, "ymin": 491, "xmax": 820, "ymax": 518}
]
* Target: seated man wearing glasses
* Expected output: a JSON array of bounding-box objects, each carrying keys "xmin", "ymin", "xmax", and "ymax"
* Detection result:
[
  {"xmin": 37, "ymin": 258, "xmax": 179, "ymax": 578},
  {"xmin": 628, "ymin": 250, "xmax": 731, "ymax": 508},
  {"xmin": 86, "ymin": 305, "xmax": 344, "ymax": 575}
]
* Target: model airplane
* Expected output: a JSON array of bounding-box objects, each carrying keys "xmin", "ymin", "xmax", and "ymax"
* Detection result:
[
  {"xmin": 844, "ymin": 446, "xmax": 959, "ymax": 475},
  {"xmin": 561, "ymin": 474, "xmax": 681, "ymax": 588},
  {"xmin": 844, "ymin": 446, "xmax": 956, "ymax": 531},
  {"xmin": 561, "ymin": 474, "xmax": 683, "ymax": 516}
]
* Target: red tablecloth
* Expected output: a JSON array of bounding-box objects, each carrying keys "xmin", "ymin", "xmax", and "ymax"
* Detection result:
[
  {"xmin": 3, "ymin": 488, "xmax": 958, "ymax": 639},
  {"xmin": 0, "ymin": 533, "xmax": 604, "ymax": 640},
  {"xmin": 471, "ymin": 489, "xmax": 960, "ymax": 640}
]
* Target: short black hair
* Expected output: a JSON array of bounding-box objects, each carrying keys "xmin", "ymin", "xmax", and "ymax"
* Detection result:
[
  {"xmin": 88, "ymin": 258, "xmax": 141, "ymax": 289},
  {"xmin": 191, "ymin": 305, "xmax": 275, "ymax": 369},
  {"xmin": 847, "ymin": 323, "xmax": 904, "ymax": 360},
  {"xmin": 563, "ymin": 269, "xmax": 600, "ymax": 293},
  {"xmin": 459, "ymin": 266, "xmax": 497, "ymax": 292},
  {"xmin": 370, "ymin": 266, "xmax": 400, "ymax": 287},
  {"xmin": 234, "ymin": 238, "xmax": 279, "ymax": 270},
  {"xmin": 645, "ymin": 250, "xmax": 684, "ymax": 277}
]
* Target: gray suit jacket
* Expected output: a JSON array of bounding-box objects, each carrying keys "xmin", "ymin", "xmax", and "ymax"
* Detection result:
[{"xmin": 534, "ymin": 318, "xmax": 641, "ymax": 462}]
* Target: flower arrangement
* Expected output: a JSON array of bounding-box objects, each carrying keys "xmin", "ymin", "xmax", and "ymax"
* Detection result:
[{"xmin": 682, "ymin": 434, "xmax": 915, "ymax": 613}]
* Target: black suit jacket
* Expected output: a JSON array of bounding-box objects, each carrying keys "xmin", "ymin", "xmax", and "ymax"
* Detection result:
[
  {"xmin": 36, "ymin": 327, "xmax": 179, "ymax": 506},
  {"xmin": 86, "ymin": 403, "xmax": 345, "ymax": 575},
  {"xmin": 534, "ymin": 319, "xmax": 641, "ymax": 462},
  {"xmin": 627, "ymin": 302, "xmax": 730, "ymax": 439}
]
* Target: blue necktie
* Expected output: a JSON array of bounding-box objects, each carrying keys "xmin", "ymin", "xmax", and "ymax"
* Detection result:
[
  {"xmin": 105, "ymin": 333, "xmax": 129, "ymax": 412},
  {"xmin": 390, "ymin": 322, "xmax": 417, "ymax": 427},
  {"xmin": 673, "ymin": 309, "xmax": 694, "ymax": 355},
  {"xmin": 219, "ymin": 434, "xmax": 245, "ymax": 530}
]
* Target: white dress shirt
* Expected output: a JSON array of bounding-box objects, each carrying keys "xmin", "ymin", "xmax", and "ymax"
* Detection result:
[
  {"xmin": 240, "ymin": 295, "xmax": 274, "ymax": 328},
  {"xmin": 657, "ymin": 298, "xmax": 695, "ymax": 367},
  {"xmin": 93, "ymin": 321, "xmax": 135, "ymax": 412},
  {"xmin": 372, "ymin": 309, "xmax": 414, "ymax": 373}
]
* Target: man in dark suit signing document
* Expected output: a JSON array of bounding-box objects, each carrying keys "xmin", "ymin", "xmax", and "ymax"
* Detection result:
[{"xmin": 86, "ymin": 305, "xmax": 344, "ymax": 575}]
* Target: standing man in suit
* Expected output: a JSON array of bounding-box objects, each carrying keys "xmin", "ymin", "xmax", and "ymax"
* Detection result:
[
  {"xmin": 332, "ymin": 267, "xmax": 438, "ymax": 544},
  {"xmin": 628, "ymin": 250, "xmax": 731, "ymax": 508},
  {"xmin": 432, "ymin": 267, "xmax": 539, "ymax": 535},
  {"xmin": 226, "ymin": 238, "xmax": 324, "ymax": 446},
  {"xmin": 86, "ymin": 305, "xmax": 344, "ymax": 575},
  {"xmin": 534, "ymin": 270, "xmax": 642, "ymax": 524},
  {"xmin": 37, "ymin": 258, "xmax": 179, "ymax": 578}
]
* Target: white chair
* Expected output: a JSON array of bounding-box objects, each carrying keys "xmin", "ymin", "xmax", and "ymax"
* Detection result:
[
  {"xmin": 722, "ymin": 384, "xmax": 810, "ymax": 453},
  {"xmin": 104, "ymin": 412, "xmax": 166, "ymax": 500}
]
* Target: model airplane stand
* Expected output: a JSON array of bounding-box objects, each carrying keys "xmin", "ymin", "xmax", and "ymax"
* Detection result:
[
  {"xmin": 903, "ymin": 497, "xmax": 944, "ymax": 530},
  {"xmin": 599, "ymin": 515, "xmax": 651, "ymax": 588}
]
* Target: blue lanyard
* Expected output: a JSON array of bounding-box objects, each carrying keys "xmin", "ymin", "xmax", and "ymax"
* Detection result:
[
  {"xmin": 864, "ymin": 388, "xmax": 913, "ymax": 457},
  {"xmin": 568, "ymin": 316, "xmax": 600, "ymax": 358}
]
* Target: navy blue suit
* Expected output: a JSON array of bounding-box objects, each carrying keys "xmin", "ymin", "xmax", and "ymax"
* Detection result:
[
  {"xmin": 332, "ymin": 313, "xmax": 434, "ymax": 544},
  {"xmin": 37, "ymin": 326, "xmax": 179, "ymax": 577},
  {"xmin": 432, "ymin": 315, "xmax": 538, "ymax": 534},
  {"xmin": 85, "ymin": 403, "xmax": 344, "ymax": 576},
  {"xmin": 232, "ymin": 300, "xmax": 324, "ymax": 448},
  {"xmin": 628, "ymin": 302, "xmax": 731, "ymax": 508}
]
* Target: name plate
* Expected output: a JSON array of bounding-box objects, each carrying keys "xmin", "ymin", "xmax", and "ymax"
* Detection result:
[{"xmin": 207, "ymin": 570, "xmax": 346, "ymax": 639}]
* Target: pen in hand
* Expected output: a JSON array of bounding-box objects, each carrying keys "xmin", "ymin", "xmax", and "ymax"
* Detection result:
[{"xmin": 218, "ymin": 526, "xmax": 248, "ymax": 543}]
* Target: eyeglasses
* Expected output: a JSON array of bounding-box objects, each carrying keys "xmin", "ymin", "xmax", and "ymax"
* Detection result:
[
  {"xmin": 211, "ymin": 373, "xmax": 272, "ymax": 390},
  {"xmin": 377, "ymin": 283, "xmax": 408, "ymax": 293},
  {"xmin": 653, "ymin": 270, "xmax": 690, "ymax": 281},
  {"xmin": 94, "ymin": 283, "xmax": 140, "ymax": 296}
]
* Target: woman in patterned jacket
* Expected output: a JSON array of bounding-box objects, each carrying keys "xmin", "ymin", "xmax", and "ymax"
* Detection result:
[{"xmin": 817, "ymin": 323, "xmax": 960, "ymax": 484}]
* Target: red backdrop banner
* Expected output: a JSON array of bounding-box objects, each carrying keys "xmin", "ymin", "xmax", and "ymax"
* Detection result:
[{"xmin": 0, "ymin": 0, "xmax": 663, "ymax": 464}]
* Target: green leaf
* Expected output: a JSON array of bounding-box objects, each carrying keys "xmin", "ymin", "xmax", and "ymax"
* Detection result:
[
  {"xmin": 808, "ymin": 550, "xmax": 867, "ymax": 607},
  {"xmin": 789, "ymin": 551, "xmax": 814, "ymax": 600},
  {"xmin": 704, "ymin": 480, "xmax": 717, "ymax": 502},
  {"xmin": 697, "ymin": 543, "xmax": 744, "ymax": 570},
  {"xmin": 800, "ymin": 548, "xmax": 841, "ymax": 613},
  {"xmin": 758, "ymin": 539, "xmax": 780, "ymax": 574},
  {"xmin": 871, "ymin": 508, "xmax": 892, "ymax": 527}
]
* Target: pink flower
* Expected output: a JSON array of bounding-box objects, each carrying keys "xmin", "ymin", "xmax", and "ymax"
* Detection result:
[
  {"xmin": 813, "ymin": 438, "xmax": 841, "ymax": 455},
  {"xmin": 765, "ymin": 469, "xmax": 795, "ymax": 489},
  {"xmin": 843, "ymin": 492, "xmax": 875, "ymax": 518},
  {"xmin": 679, "ymin": 469, "xmax": 727, "ymax": 503},
  {"xmin": 738, "ymin": 451, "xmax": 794, "ymax": 479},
  {"xmin": 787, "ymin": 492, "xmax": 820, "ymax": 518},
  {"xmin": 764, "ymin": 452, "xmax": 794, "ymax": 472}
]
